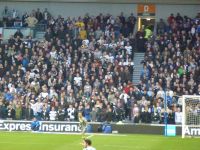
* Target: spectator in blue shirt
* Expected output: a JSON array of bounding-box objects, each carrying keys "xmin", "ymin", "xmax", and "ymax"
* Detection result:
[
  {"xmin": 31, "ymin": 117, "xmax": 40, "ymax": 131},
  {"xmin": 84, "ymin": 103, "xmax": 91, "ymax": 122},
  {"xmin": 22, "ymin": 55, "xmax": 29, "ymax": 68},
  {"xmin": 4, "ymin": 89, "xmax": 14, "ymax": 102}
]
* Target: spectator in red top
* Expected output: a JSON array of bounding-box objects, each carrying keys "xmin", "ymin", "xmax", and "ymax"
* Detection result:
[{"xmin": 167, "ymin": 13, "xmax": 175, "ymax": 25}]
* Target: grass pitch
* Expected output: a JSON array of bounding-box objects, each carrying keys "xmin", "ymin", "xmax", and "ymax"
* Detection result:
[{"xmin": 0, "ymin": 132, "xmax": 199, "ymax": 150}]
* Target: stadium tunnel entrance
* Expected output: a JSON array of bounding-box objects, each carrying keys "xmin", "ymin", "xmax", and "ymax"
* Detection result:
[
  {"xmin": 136, "ymin": 4, "xmax": 156, "ymax": 33},
  {"xmin": 137, "ymin": 17, "xmax": 155, "ymax": 32}
]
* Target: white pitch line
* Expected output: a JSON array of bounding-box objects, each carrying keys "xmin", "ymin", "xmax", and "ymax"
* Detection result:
[
  {"xmin": 0, "ymin": 141, "xmax": 56, "ymax": 145},
  {"xmin": 86, "ymin": 134, "xmax": 94, "ymax": 139},
  {"xmin": 82, "ymin": 133, "xmax": 127, "ymax": 139},
  {"xmin": 93, "ymin": 133, "xmax": 127, "ymax": 136},
  {"xmin": 2, "ymin": 131, "xmax": 127, "ymax": 137},
  {"xmin": 103, "ymin": 145, "xmax": 146, "ymax": 149}
]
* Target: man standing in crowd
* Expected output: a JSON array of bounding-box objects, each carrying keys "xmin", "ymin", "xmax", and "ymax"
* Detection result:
[{"xmin": 25, "ymin": 13, "xmax": 38, "ymax": 27}]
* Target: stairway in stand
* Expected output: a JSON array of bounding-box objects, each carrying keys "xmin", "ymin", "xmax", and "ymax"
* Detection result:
[{"xmin": 132, "ymin": 52, "xmax": 145, "ymax": 85}]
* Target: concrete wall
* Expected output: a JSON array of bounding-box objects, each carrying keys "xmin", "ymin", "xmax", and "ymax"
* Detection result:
[
  {"xmin": 0, "ymin": 2, "xmax": 199, "ymax": 20},
  {"xmin": 1, "ymin": 0, "xmax": 200, "ymax": 5}
]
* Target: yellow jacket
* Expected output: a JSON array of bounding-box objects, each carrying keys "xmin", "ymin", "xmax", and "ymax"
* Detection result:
[
  {"xmin": 79, "ymin": 30, "xmax": 87, "ymax": 40},
  {"xmin": 26, "ymin": 16, "xmax": 38, "ymax": 27}
]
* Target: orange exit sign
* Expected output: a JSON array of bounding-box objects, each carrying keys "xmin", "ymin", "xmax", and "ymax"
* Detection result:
[{"xmin": 137, "ymin": 4, "xmax": 156, "ymax": 16}]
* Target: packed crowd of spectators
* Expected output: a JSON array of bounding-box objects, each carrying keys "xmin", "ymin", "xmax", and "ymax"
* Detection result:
[
  {"xmin": 0, "ymin": 6, "xmax": 50, "ymax": 27},
  {"xmin": 0, "ymin": 6, "xmax": 200, "ymax": 125},
  {"xmin": 137, "ymin": 12, "xmax": 200, "ymax": 124},
  {"xmin": 0, "ymin": 7, "xmax": 135, "ymax": 123}
]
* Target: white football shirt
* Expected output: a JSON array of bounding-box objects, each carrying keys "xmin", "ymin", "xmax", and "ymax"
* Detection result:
[{"xmin": 83, "ymin": 146, "xmax": 96, "ymax": 150}]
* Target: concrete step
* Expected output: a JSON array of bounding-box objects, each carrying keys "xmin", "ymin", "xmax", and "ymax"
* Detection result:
[
  {"xmin": 133, "ymin": 78, "xmax": 140, "ymax": 80},
  {"xmin": 134, "ymin": 55, "xmax": 144, "ymax": 58},
  {"xmin": 134, "ymin": 58, "xmax": 143, "ymax": 60},
  {"xmin": 133, "ymin": 76, "xmax": 141, "ymax": 78},
  {"xmin": 135, "ymin": 54, "xmax": 144, "ymax": 55},
  {"xmin": 134, "ymin": 66, "xmax": 143, "ymax": 68},
  {"xmin": 134, "ymin": 64, "xmax": 143, "ymax": 66},
  {"xmin": 133, "ymin": 69, "xmax": 142, "ymax": 71},
  {"xmin": 133, "ymin": 74, "xmax": 141, "ymax": 76},
  {"xmin": 134, "ymin": 56, "xmax": 144, "ymax": 58},
  {"xmin": 132, "ymin": 52, "xmax": 145, "ymax": 84},
  {"xmin": 133, "ymin": 74, "xmax": 141, "ymax": 77},
  {"xmin": 133, "ymin": 77, "xmax": 140, "ymax": 79},
  {"xmin": 134, "ymin": 67, "xmax": 142, "ymax": 69},
  {"xmin": 133, "ymin": 72, "xmax": 141, "ymax": 74}
]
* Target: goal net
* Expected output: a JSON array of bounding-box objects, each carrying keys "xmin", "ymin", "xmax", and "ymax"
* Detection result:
[{"xmin": 182, "ymin": 95, "xmax": 200, "ymax": 138}]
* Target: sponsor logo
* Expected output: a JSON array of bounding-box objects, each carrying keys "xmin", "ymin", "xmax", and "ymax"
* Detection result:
[
  {"xmin": 184, "ymin": 126, "xmax": 200, "ymax": 136},
  {"xmin": 40, "ymin": 123, "xmax": 81, "ymax": 132},
  {"xmin": 0, "ymin": 121, "xmax": 81, "ymax": 132},
  {"xmin": 0, "ymin": 122, "xmax": 31, "ymax": 131}
]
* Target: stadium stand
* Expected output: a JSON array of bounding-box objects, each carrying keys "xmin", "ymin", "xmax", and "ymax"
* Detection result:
[{"xmin": 0, "ymin": 6, "xmax": 199, "ymax": 125}]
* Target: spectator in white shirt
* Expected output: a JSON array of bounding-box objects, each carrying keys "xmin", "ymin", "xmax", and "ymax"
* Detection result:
[
  {"xmin": 84, "ymin": 82, "xmax": 92, "ymax": 97},
  {"xmin": 50, "ymin": 46, "xmax": 57, "ymax": 59},
  {"xmin": 82, "ymin": 39, "xmax": 89, "ymax": 47},
  {"xmin": 67, "ymin": 104, "xmax": 75, "ymax": 121},
  {"xmin": 9, "ymin": 84, "xmax": 16, "ymax": 94},
  {"xmin": 119, "ymin": 90, "xmax": 130, "ymax": 104},
  {"xmin": 40, "ymin": 85, "xmax": 49, "ymax": 98},
  {"xmin": 34, "ymin": 98, "xmax": 43, "ymax": 117},
  {"xmin": 49, "ymin": 87, "xmax": 58, "ymax": 99},
  {"xmin": 30, "ymin": 100, "xmax": 37, "ymax": 116},
  {"xmin": 175, "ymin": 107, "xmax": 182, "ymax": 124},
  {"xmin": 49, "ymin": 107, "xmax": 57, "ymax": 121},
  {"xmin": 132, "ymin": 104, "xmax": 139, "ymax": 123},
  {"xmin": 157, "ymin": 87, "xmax": 165, "ymax": 99},
  {"xmin": 74, "ymin": 73, "xmax": 82, "ymax": 87},
  {"xmin": 125, "ymin": 42, "xmax": 132, "ymax": 55},
  {"xmin": 12, "ymin": 9, "xmax": 17, "ymax": 19}
]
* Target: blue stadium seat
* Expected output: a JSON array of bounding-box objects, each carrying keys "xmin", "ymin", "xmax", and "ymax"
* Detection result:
[
  {"xmin": 103, "ymin": 124, "xmax": 112, "ymax": 133},
  {"xmin": 86, "ymin": 124, "xmax": 93, "ymax": 133}
]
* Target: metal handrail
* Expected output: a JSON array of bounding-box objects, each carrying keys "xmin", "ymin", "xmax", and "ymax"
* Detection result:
[{"xmin": 34, "ymin": 23, "xmax": 47, "ymax": 32}]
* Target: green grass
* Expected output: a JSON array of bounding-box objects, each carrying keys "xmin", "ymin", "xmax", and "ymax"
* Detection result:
[{"xmin": 0, "ymin": 132, "xmax": 199, "ymax": 150}]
